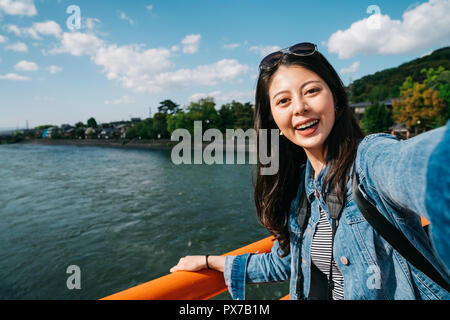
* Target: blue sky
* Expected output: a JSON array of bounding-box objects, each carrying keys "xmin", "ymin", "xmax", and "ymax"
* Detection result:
[{"xmin": 0, "ymin": 0, "xmax": 449, "ymax": 129}]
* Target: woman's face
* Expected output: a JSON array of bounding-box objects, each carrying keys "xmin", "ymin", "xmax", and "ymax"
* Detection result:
[{"xmin": 268, "ymin": 64, "xmax": 335, "ymax": 155}]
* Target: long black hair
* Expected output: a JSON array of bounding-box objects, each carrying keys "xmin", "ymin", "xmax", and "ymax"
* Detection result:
[{"xmin": 253, "ymin": 51, "xmax": 364, "ymax": 256}]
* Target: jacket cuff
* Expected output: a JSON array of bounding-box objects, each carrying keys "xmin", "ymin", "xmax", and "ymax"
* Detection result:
[{"xmin": 223, "ymin": 253, "xmax": 252, "ymax": 300}]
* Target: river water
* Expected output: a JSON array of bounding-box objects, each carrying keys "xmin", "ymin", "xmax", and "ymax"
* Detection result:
[{"xmin": 0, "ymin": 144, "xmax": 288, "ymax": 300}]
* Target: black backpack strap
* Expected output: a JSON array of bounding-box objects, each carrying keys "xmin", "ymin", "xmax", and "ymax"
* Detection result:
[
  {"xmin": 295, "ymin": 183, "xmax": 310, "ymax": 299},
  {"xmin": 295, "ymin": 171, "xmax": 345, "ymax": 300},
  {"xmin": 324, "ymin": 184, "xmax": 345, "ymax": 300},
  {"xmin": 351, "ymin": 162, "xmax": 450, "ymax": 292}
]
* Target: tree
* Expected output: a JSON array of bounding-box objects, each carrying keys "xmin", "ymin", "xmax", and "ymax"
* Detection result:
[
  {"xmin": 166, "ymin": 111, "xmax": 193, "ymax": 134},
  {"xmin": 153, "ymin": 112, "xmax": 169, "ymax": 138},
  {"xmin": 232, "ymin": 101, "xmax": 254, "ymax": 130},
  {"xmin": 126, "ymin": 118, "xmax": 155, "ymax": 139},
  {"xmin": 347, "ymin": 47, "xmax": 450, "ymax": 102},
  {"xmin": 185, "ymin": 97, "xmax": 220, "ymax": 133},
  {"xmin": 87, "ymin": 117, "xmax": 97, "ymax": 128},
  {"xmin": 422, "ymin": 66, "xmax": 450, "ymax": 121},
  {"xmin": 158, "ymin": 99, "xmax": 181, "ymax": 115},
  {"xmin": 75, "ymin": 127, "xmax": 85, "ymax": 139},
  {"xmin": 218, "ymin": 103, "xmax": 235, "ymax": 132},
  {"xmin": 392, "ymin": 75, "xmax": 446, "ymax": 134},
  {"xmin": 360, "ymin": 103, "xmax": 393, "ymax": 134},
  {"xmin": 368, "ymin": 84, "xmax": 388, "ymax": 103}
]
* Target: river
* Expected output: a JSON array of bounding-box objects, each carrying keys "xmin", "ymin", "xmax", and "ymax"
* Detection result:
[{"xmin": 0, "ymin": 144, "xmax": 288, "ymax": 299}]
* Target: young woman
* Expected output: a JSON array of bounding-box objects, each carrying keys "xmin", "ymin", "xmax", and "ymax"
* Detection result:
[{"xmin": 170, "ymin": 43, "xmax": 450, "ymax": 300}]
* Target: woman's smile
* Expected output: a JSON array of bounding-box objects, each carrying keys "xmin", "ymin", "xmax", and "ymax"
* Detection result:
[{"xmin": 295, "ymin": 119, "xmax": 320, "ymax": 136}]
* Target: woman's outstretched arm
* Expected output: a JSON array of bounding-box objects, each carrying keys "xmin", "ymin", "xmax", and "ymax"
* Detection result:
[
  {"xmin": 356, "ymin": 122, "xmax": 449, "ymax": 221},
  {"xmin": 356, "ymin": 121, "xmax": 450, "ymax": 272}
]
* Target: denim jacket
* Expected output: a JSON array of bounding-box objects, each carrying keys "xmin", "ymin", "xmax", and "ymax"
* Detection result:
[{"xmin": 224, "ymin": 122, "xmax": 450, "ymax": 300}]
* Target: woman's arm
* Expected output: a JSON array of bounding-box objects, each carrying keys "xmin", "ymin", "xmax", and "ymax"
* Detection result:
[
  {"xmin": 170, "ymin": 255, "xmax": 225, "ymax": 273},
  {"xmin": 356, "ymin": 122, "xmax": 449, "ymax": 221},
  {"xmin": 424, "ymin": 122, "xmax": 450, "ymax": 272},
  {"xmin": 356, "ymin": 121, "xmax": 450, "ymax": 271},
  {"xmin": 170, "ymin": 240, "xmax": 291, "ymax": 300}
]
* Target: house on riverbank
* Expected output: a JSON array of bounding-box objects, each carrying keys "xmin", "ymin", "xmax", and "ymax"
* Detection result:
[{"xmin": 349, "ymin": 99, "xmax": 393, "ymax": 121}]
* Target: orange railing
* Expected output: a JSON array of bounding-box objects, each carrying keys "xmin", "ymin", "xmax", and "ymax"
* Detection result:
[
  {"xmin": 101, "ymin": 217, "xmax": 430, "ymax": 300},
  {"xmin": 102, "ymin": 236, "xmax": 279, "ymax": 300}
]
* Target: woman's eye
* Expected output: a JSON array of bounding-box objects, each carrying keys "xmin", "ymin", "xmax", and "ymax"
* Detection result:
[
  {"xmin": 277, "ymin": 98, "xmax": 289, "ymax": 105},
  {"xmin": 305, "ymin": 88, "xmax": 320, "ymax": 95}
]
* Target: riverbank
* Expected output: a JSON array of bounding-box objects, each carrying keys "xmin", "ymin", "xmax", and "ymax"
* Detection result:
[
  {"xmin": 18, "ymin": 138, "xmax": 256, "ymax": 152},
  {"xmin": 19, "ymin": 138, "xmax": 178, "ymax": 150}
]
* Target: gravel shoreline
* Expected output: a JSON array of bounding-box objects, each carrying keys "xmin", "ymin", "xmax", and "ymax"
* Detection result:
[
  {"xmin": 19, "ymin": 138, "xmax": 178, "ymax": 150},
  {"xmin": 19, "ymin": 138, "xmax": 256, "ymax": 152}
]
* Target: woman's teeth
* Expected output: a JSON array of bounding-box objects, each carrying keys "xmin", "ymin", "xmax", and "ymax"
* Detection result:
[{"xmin": 295, "ymin": 119, "xmax": 319, "ymax": 130}]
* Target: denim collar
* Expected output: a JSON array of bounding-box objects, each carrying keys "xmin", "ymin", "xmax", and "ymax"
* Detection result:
[{"xmin": 304, "ymin": 155, "xmax": 329, "ymax": 202}]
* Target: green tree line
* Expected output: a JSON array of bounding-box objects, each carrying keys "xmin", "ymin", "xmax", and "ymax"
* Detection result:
[
  {"xmin": 126, "ymin": 98, "xmax": 254, "ymax": 139},
  {"xmin": 361, "ymin": 66, "xmax": 449, "ymax": 135},
  {"xmin": 349, "ymin": 46, "xmax": 450, "ymax": 103}
]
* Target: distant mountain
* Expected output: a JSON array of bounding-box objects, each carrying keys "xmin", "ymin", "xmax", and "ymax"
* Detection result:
[{"xmin": 348, "ymin": 46, "xmax": 450, "ymax": 103}]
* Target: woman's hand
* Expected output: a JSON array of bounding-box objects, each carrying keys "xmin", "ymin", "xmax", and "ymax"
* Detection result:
[
  {"xmin": 170, "ymin": 255, "xmax": 225, "ymax": 273},
  {"xmin": 170, "ymin": 255, "xmax": 207, "ymax": 273}
]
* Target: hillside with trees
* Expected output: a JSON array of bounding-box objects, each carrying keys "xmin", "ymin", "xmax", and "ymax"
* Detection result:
[{"xmin": 348, "ymin": 46, "xmax": 450, "ymax": 103}]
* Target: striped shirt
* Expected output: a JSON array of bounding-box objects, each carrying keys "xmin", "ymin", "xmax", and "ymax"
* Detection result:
[{"xmin": 310, "ymin": 206, "xmax": 345, "ymax": 300}]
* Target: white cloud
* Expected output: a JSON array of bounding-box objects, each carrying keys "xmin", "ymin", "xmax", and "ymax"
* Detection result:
[
  {"xmin": 32, "ymin": 21, "xmax": 62, "ymax": 38},
  {"xmin": 189, "ymin": 91, "xmax": 222, "ymax": 102},
  {"xmin": 104, "ymin": 95, "xmax": 136, "ymax": 105},
  {"xmin": 189, "ymin": 89, "xmax": 255, "ymax": 104},
  {"xmin": 50, "ymin": 31, "xmax": 249, "ymax": 93},
  {"xmin": 119, "ymin": 11, "xmax": 134, "ymax": 25},
  {"xmin": 146, "ymin": 4, "xmax": 153, "ymax": 11},
  {"xmin": 47, "ymin": 65, "xmax": 62, "ymax": 74},
  {"xmin": 0, "ymin": 0, "xmax": 37, "ymax": 16},
  {"xmin": 327, "ymin": 0, "xmax": 450, "ymax": 59},
  {"xmin": 181, "ymin": 34, "xmax": 201, "ymax": 54},
  {"xmin": 92, "ymin": 43, "xmax": 173, "ymax": 87},
  {"xmin": 223, "ymin": 43, "xmax": 240, "ymax": 49},
  {"xmin": 151, "ymin": 59, "xmax": 249, "ymax": 92},
  {"xmin": 340, "ymin": 61, "xmax": 360, "ymax": 74},
  {"xmin": 5, "ymin": 41, "xmax": 28, "ymax": 52},
  {"xmin": 5, "ymin": 24, "xmax": 24, "ymax": 37},
  {"xmin": 84, "ymin": 17, "xmax": 101, "ymax": 31},
  {"xmin": 0, "ymin": 34, "xmax": 7, "ymax": 43},
  {"xmin": 14, "ymin": 60, "xmax": 38, "ymax": 71},
  {"xmin": 0, "ymin": 72, "xmax": 30, "ymax": 80},
  {"xmin": 94, "ymin": 46, "xmax": 247, "ymax": 92},
  {"xmin": 5, "ymin": 20, "xmax": 62, "ymax": 40},
  {"xmin": 49, "ymin": 32, "xmax": 104, "ymax": 56},
  {"xmin": 249, "ymin": 45, "xmax": 281, "ymax": 57}
]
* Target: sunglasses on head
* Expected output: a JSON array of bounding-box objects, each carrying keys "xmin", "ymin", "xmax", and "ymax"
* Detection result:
[{"xmin": 259, "ymin": 42, "xmax": 318, "ymax": 70}]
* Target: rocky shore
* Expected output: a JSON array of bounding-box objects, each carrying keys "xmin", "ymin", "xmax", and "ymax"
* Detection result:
[
  {"xmin": 18, "ymin": 138, "xmax": 256, "ymax": 152},
  {"xmin": 20, "ymin": 138, "xmax": 178, "ymax": 150}
]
